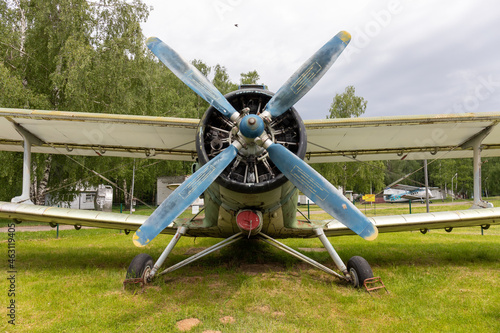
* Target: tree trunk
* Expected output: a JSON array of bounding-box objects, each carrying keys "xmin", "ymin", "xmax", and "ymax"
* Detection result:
[
  {"xmin": 30, "ymin": 162, "xmax": 38, "ymax": 204},
  {"xmin": 36, "ymin": 155, "xmax": 52, "ymax": 205},
  {"xmin": 123, "ymin": 178, "xmax": 129, "ymax": 208}
]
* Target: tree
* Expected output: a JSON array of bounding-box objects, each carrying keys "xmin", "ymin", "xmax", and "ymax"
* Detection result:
[
  {"xmin": 328, "ymin": 85, "xmax": 367, "ymax": 119},
  {"xmin": 240, "ymin": 70, "xmax": 260, "ymax": 85},
  {"xmin": 212, "ymin": 64, "xmax": 237, "ymax": 94},
  {"xmin": 0, "ymin": 0, "xmax": 255, "ymax": 204},
  {"xmin": 312, "ymin": 86, "xmax": 385, "ymax": 194}
]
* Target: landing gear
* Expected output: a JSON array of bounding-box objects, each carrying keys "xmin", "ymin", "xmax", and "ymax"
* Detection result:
[
  {"xmin": 261, "ymin": 229, "xmax": 374, "ymax": 288},
  {"xmin": 126, "ymin": 253, "xmax": 154, "ymax": 283},
  {"xmin": 124, "ymin": 226, "xmax": 376, "ymax": 290},
  {"xmin": 347, "ymin": 256, "xmax": 373, "ymax": 288}
]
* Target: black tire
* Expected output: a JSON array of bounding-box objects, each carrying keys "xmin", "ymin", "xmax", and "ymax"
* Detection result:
[
  {"xmin": 445, "ymin": 227, "xmax": 453, "ymax": 233},
  {"xmin": 481, "ymin": 224, "xmax": 490, "ymax": 230},
  {"xmin": 347, "ymin": 256, "xmax": 373, "ymax": 288},
  {"xmin": 420, "ymin": 228, "xmax": 428, "ymax": 234},
  {"xmin": 126, "ymin": 253, "xmax": 154, "ymax": 283}
]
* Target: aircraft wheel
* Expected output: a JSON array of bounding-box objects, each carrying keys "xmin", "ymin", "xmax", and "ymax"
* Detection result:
[
  {"xmin": 420, "ymin": 229, "xmax": 428, "ymax": 234},
  {"xmin": 126, "ymin": 253, "xmax": 154, "ymax": 283},
  {"xmin": 481, "ymin": 224, "xmax": 490, "ymax": 230},
  {"xmin": 445, "ymin": 227, "xmax": 453, "ymax": 233},
  {"xmin": 347, "ymin": 256, "xmax": 373, "ymax": 288}
]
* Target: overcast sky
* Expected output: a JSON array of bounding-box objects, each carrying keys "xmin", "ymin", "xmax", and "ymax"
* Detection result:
[{"xmin": 141, "ymin": 0, "xmax": 500, "ymax": 120}]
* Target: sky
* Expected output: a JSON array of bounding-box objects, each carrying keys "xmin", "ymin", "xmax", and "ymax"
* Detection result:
[{"xmin": 140, "ymin": 0, "xmax": 500, "ymax": 120}]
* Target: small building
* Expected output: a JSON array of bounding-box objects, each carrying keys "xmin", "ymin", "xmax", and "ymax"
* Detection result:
[
  {"xmin": 46, "ymin": 184, "xmax": 113, "ymax": 212},
  {"xmin": 156, "ymin": 176, "xmax": 188, "ymax": 206},
  {"xmin": 156, "ymin": 176, "xmax": 204, "ymax": 212}
]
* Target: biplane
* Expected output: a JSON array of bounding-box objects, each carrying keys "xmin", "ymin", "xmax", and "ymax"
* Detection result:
[{"xmin": 1, "ymin": 31, "xmax": 499, "ymax": 288}]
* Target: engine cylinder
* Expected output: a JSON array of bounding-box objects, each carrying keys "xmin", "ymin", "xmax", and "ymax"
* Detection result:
[{"xmin": 196, "ymin": 88, "xmax": 307, "ymax": 194}]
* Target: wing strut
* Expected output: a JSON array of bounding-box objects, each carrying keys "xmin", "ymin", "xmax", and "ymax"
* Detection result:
[
  {"xmin": 9, "ymin": 122, "xmax": 44, "ymax": 204},
  {"xmin": 461, "ymin": 125, "xmax": 496, "ymax": 208}
]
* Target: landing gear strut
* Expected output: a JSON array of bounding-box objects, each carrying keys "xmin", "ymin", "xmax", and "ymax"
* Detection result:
[{"xmin": 124, "ymin": 226, "xmax": 374, "ymax": 289}]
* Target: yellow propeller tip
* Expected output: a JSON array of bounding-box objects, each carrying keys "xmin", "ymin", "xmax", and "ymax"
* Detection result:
[
  {"xmin": 364, "ymin": 227, "xmax": 378, "ymax": 241},
  {"xmin": 146, "ymin": 36, "xmax": 160, "ymax": 45},
  {"xmin": 132, "ymin": 232, "xmax": 147, "ymax": 247},
  {"xmin": 338, "ymin": 31, "xmax": 351, "ymax": 44}
]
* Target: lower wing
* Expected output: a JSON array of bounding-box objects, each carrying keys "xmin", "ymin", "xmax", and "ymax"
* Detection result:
[
  {"xmin": 2, "ymin": 201, "xmax": 499, "ymax": 238},
  {"xmin": 321, "ymin": 208, "xmax": 500, "ymax": 237}
]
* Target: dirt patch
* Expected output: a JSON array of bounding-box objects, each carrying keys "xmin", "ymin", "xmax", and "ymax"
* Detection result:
[
  {"xmin": 164, "ymin": 276, "xmax": 203, "ymax": 284},
  {"xmin": 176, "ymin": 318, "xmax": 201, "ymax": 331},
  {"xmin": 183, "ymin": 247, "xmax": 208, "ymax": 255},
  {"xmin": 298, "ymin": 247, "xmax": 326, "ymax": 252},
  {"xmin": 253, "ymin": 305, "xmax": 271, "ymax": 313},
  {"xmin": 272, "ymin": 311, "xmax": 286, "ymax": 317},
  {"xmin": 219, "ymin": 316, "xmax": 235, "ymax": 324},
  {"xmin": 239, "ymin": 263, "xmax": 285, "ymax": 275}
]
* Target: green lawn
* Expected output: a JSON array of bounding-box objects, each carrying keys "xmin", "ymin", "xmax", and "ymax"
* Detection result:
[{"xmin": 1, "ymin": 222, "xmax": 499, "ymax": 332}]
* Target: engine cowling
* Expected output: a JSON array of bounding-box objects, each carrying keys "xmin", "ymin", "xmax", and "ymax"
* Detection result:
[{"xmin": 196, "ymin": 87, "xmax": 307, "ymax": 194}]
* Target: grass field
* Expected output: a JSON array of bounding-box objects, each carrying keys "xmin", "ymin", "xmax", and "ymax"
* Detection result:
[{"xmin": 1, "ymin": 201, "xmax": 499, "ymax": 332}]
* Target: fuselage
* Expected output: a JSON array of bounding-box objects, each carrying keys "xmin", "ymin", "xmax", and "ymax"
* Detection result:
[{"xmin": 383, "ymin": 188, "xmax": 433, "ymax": 203}]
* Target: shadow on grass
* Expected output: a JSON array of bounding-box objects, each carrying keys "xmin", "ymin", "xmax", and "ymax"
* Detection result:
[{"xmin": 16, "ymin": 232, "xmax": 499, "ymax": 280}]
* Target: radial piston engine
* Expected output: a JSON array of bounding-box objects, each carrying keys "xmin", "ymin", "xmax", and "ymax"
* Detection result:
[{"xmin": 196, "ymin": 88, "xmax": 307, "ymax": 194}]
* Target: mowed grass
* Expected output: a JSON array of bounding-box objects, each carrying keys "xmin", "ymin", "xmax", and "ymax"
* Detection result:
[
  {"xmin": 1, "ymin": 199, "xmax": 499, "ymax": 332},
  {"xmin": 1, "ymin": 223, "xmax": 499, "ymax": 332}
]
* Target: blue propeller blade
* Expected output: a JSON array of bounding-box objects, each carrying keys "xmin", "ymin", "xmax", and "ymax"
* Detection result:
[
  {"xmin": 146, "ymin": 37, "xmax": 239, "ymax": 119},
  {"xmin": 133, "ymin": 145, "xmax": 239, "ymax": 247},
  {"xmin": 264, "ymin": 31, "xmax": 351, "ymax": 118},
  {"xmin": 266, "ymin": 143, "xmax": 378, "ymax": 241}
]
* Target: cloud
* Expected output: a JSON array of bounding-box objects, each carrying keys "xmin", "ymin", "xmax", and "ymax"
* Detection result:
[{"xmin": 142, "ymin": 0, "xmax": 500, "ymax": 119}]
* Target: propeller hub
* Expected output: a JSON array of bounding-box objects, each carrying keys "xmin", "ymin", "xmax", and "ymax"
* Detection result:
[{"xmin": 239, "ymin": 114, "xmax": 265, "ymax": 139}]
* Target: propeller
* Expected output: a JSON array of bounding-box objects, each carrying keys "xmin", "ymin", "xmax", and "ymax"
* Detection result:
[
  {"xmin": 134, "ymin": 32, "xmax": 378, "ymax": 247},
  {"xmin": 133, "ymin": 144, "xmax": 240, "ymax": 247},
  {"xmin": 146, "ymin": 37, "xmax": 240, "ymax": 121},
  {"xmin": 262, "ymin": 31, "xmax": 351, "ymax": 118},
  {"xmin": 265, "ymin": 143, "xmax": 377, "ymax": 240}
]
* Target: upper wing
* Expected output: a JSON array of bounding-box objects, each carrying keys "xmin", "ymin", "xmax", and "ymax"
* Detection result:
[
  {"xmin": 0, "ymin": 108, "xmax": 199, "ymax": 161},
  {"xmin": 4, "ymin": 109, "xmax": 500, "ymax": 163},
  {"xmin": 305, "ymin": 112, "xmax": 500, "ymax": 163},
  {"xmin": 320, "ymin": 208, "xmax": 500, "ymax": 237}
]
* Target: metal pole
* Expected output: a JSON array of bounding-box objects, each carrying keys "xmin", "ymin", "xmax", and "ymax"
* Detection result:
[
  {"xmin": 315, "ymin": 228, "xmax": 347, "ymax": 274},
  {"xmin": 150, "ymin": 226, "xmax": 188, "ymax": 278},
  {"xmin": 130, "ymin": 159, "xmax": 136, "ymax": 214},
  {"xmin": 451, "ymin": 173, "xmax": 457, "ymax": 202},
  {"xmin": 307, "ymin": 199, "xmax": 310, "ymax": 219},
  {"xmin": 11, "ymin": 138, "xmax": 34, "ymax": 204},
  {"xmin": 472, "ymin": 142, "xmax": 482, "ymax": 207},
  {"xmin": 424, "ymin": 159, "xmax": 430, "ymax": 213}
]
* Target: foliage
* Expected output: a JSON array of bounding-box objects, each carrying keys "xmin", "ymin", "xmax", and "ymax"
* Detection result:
[
  {"xmin": 0, "ymin": 0, "xmax": 250, "ymax": 204},
  {"xmin": 314, "ymin": 86, "xmax": 385, "ymax": 194},
  {"xmin": 328, "ymin": 85, "xmax": 367, "ymax": 119},
  {"xmin": 240, "ymin": 70, "xmax": 260, "ymax": 85}
]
